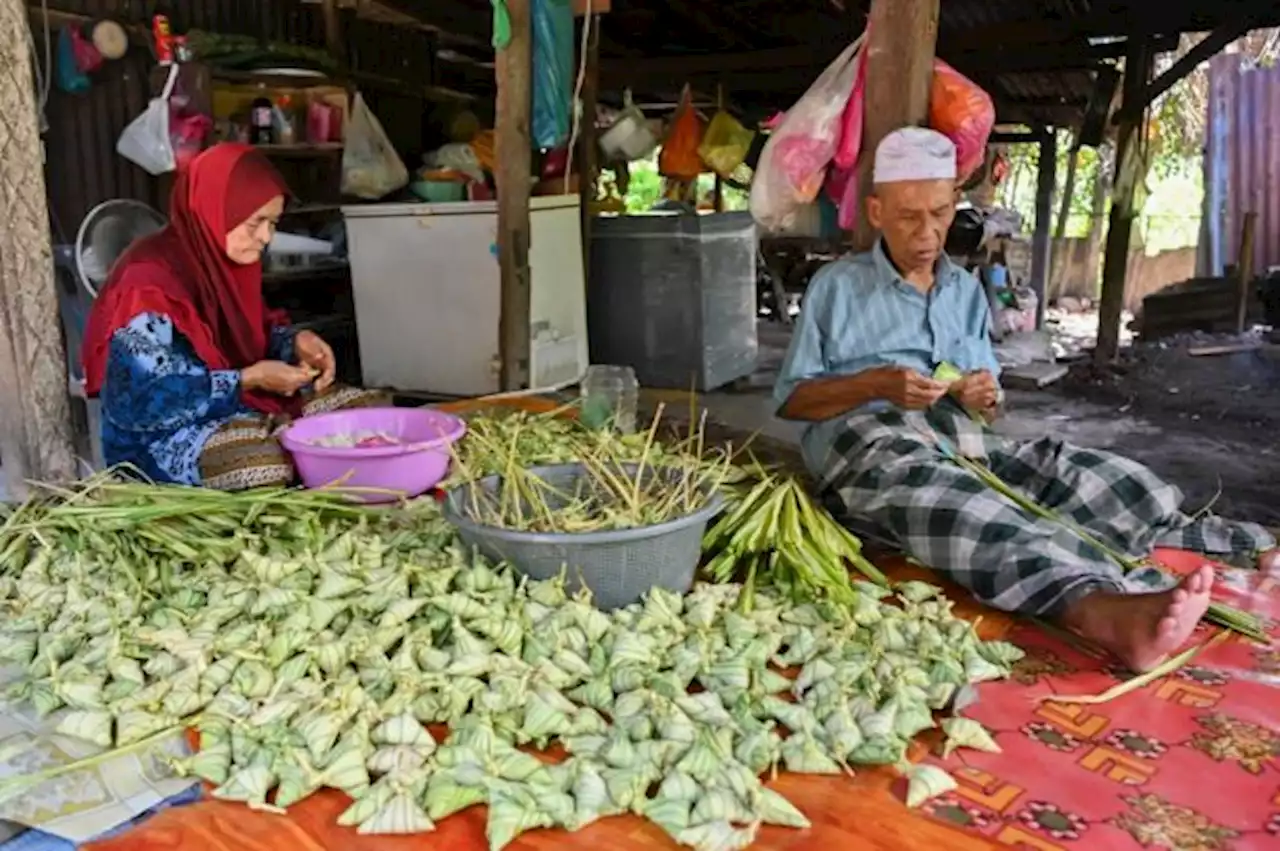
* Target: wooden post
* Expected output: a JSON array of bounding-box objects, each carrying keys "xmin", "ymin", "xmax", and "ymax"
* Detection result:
[
  {"xmin": 1030, "ymin": 128, "xmax": 1056, "ymax": 328},
  {"xmin": 321, "ymin": 0, "xmax": 346, "ymax": 67},
  {"xmin": 854, "ymin": 0, "xmax": 940, "ymax": 250},
  {"xmin": 578, "ymin": 12, "xmax": 600, "ymax": 278},
  {"xmin": 1096, "ymin": 37, "xmax": 1153, "ymax": 362},
  {"xmin": 1236, "ymin": 210, "xmax": 1258, "ymax": 332},
  {"xmin": 495, "ymin": 0, "xmax": 533, "ymax": 391},
  {"xmin": 0, "ymin": 0, "xmax": 77, "ymax": 492}
]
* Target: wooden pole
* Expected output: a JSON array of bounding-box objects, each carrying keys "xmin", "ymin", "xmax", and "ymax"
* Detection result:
[
  {"xmin": 578, "ymin": 13, "xmax": 600, "ymax": 277},
  {"xmin": 0, "ymin": 0, "xmax": 76, "ymax": 493},
  {"xmin": 1236, "ymin": 210, "xmax": 1258, "ymax": 333},
  {"xmin": 496, "ymin": 0, "xmax": 533, "ymax": 391},
  {"xmin": 1030, "ymin": 128, "xmax": 1056, "ymax": 328},
  {"xmin": 1096, "ymin": 37, "xmax": 1153, "ymax": 363},
  {"xmin": 321, "ymin": 0, "xmax": 346, "ymax": 67},
  {"xmin": 854, "ymin": 0, "xmax": 940, "ymax": 250}
]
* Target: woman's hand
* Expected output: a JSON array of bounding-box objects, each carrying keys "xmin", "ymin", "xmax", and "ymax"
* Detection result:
[
  {"xmin": 294, "ymin": 330, "xmax": 336, "ymax": 393},
  {"xmin": 242, "ymin": 360, "xmax": 315, "ymax": 396}
]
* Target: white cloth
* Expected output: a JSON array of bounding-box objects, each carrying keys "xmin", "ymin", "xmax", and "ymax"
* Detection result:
[{"xmin": 873, "ymin": 127, "xmax": 956, "ymax": 184}]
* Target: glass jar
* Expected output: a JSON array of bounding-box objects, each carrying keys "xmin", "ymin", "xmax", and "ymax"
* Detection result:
[{"xmin": 580, "ymin": 365, "xmax": 639, "ymax": 433}]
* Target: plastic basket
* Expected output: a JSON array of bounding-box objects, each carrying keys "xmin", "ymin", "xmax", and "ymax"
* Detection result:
[{"xmin": 441, "ymin": 463, "xmax": 724, "ymax": 610}]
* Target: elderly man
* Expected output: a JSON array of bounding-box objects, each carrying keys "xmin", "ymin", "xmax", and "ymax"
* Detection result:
[{"xmin": 776, "ymin": 127, "xmax": 1276, "ymax": 672}]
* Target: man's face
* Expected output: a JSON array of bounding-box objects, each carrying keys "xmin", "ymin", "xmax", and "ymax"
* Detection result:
[{"xmin": 866, "ymin": 179, "xmax": 958, "ymax": 272}]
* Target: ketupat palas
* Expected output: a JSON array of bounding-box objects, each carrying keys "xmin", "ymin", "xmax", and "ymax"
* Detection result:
[{"xmin": 0, "ymin": 482, "xmax": 1019, "ymax": 851}]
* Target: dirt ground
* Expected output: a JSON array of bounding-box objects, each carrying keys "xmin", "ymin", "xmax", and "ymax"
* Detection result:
[{"xmin": 1054, "ymin": 331, "xmax": 1280, "ymax": 526}]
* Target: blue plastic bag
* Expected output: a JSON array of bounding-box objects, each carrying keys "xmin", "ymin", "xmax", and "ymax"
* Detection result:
[
  {"xmin": 531, "ymin": 0, "xmax": 572, "ymax": 150},
  {"xmin": 55, "ymin": 28, "xmax": 89, "ymax": 94}
]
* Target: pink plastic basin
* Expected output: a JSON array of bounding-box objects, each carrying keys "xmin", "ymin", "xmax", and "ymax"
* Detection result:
[{"xmin": 279, "ymin": 407, "xmax": 466, "ymax": 503}]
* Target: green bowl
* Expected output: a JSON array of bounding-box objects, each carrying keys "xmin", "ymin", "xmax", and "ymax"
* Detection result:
[{"xmin": 410, "ymin": 180, "xmax": 466, "ymax": 203}]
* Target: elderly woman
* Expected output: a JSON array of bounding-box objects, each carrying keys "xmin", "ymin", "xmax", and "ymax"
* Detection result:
[{"xmin": 82, "ymin": 143, "xmax": 384, "ymax": 490}]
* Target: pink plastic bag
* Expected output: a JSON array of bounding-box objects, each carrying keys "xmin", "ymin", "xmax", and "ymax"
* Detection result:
[
  {"xmin": 832, "ymin": 43, "xmax": 868, "ymax": 171},
  {"xmin": 750, "ymin": 35, "xmax": 864, "ymax": 233},
  {"xmin": 930, "ymin": 59, "xmax": 995, "ymax": 180}
]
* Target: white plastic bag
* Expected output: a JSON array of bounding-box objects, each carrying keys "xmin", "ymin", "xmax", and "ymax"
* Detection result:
[
  {"xmin": 750, "ymin": 36, "xmax": 864, "ymax": 233},
  {"xmin": 341, "ymin": 93, "xmax": 409, "ymax": 200},
  {"xmin": 116, "ymin": 65, "xmax": 178, "ymax": 175}
]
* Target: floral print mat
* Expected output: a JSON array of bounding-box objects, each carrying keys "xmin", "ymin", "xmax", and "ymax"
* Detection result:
[{"xmin": 922, "ymin": 549, "xmax": 1280, "ymax": 851}]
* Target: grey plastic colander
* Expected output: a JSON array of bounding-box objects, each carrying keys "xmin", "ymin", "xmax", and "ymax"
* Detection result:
[{"xmin": 441, "ymin": 463, "xmax": 724, "ymax": 610}]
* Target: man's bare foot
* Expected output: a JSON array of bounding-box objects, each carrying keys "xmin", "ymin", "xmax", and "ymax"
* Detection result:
[
  {"xmin": 1061, "ymin": 566, "xmax": 1215, "ymax": 673},
  {"xmin": 1258, "ymin": 548, "xmax": 1280, "ymax": 573}
]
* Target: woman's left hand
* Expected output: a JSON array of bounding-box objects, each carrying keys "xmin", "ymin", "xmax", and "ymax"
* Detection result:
[{"xmin": 294, "ymin": 330, "xmax": 336, "ymax": 392}]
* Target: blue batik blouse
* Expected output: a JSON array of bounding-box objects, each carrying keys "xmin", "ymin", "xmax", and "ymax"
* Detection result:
[{"xmin": 100, "ymin": 312, "xmax": 296, "ymax": 484}]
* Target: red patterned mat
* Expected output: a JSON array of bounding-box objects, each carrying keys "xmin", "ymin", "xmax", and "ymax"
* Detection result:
[{"xmin": 923, "ymin": 549, "xmax": 1280, "ymax": 851}]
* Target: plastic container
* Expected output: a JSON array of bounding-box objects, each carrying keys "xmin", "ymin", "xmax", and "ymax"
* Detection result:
[
  {"xmin": 279, "ymin": 407, "xmax": 466, "ymax": 503},
  {"xmin": 409, "ymin": 180, "xmax": 467, "ymax": 203},
  {"xmin": 580, "ymin": 364, "xmax": 638, "ymax": 432},
  {"xmin": 587, "ymin": 212, "xmax": 759, "ymax": 391},
  {"xmin": 442, "ymin": 464, "xmax": 724, "ymax": 610}
]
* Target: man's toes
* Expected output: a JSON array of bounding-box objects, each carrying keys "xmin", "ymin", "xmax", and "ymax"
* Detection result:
[
  {"xmin": 1171, "ymin": 588, "xmax": 1188, "ymax": 606},
  {"xmin": 1156, "ymin": 615, "xmax": 1179, "ymax": 640}
]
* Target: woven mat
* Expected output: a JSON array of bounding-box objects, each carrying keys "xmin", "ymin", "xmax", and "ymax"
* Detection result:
[{"xmin": 919, "ymin": 549, "xmax": 1280, "ymax": 851}]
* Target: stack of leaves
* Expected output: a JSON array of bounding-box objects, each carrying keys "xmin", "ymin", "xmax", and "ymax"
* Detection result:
[
  {"xmin": 0, "ymin": 480, "xmax": 1022, "ymax": 851},
  {"xmin": 704, "ymin": 471, "xmax": 889, "ymax": 609}
]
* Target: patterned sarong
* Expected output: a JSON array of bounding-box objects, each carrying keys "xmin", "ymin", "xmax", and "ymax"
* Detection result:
[
  {"xmin": 198, "ymin": 386, "xmax": 389, "ymax": 491},
  {"xmin": 819, "ymin": 401, "xmax": 1275, "ymax": 617}
]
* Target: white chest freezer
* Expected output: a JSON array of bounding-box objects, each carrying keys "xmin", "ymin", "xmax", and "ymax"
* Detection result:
[{"xmin": 342, "ymin": 195, "xmax": 589, "ymax": 396}]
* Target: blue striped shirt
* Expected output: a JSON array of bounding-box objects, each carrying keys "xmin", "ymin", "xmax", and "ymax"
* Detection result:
[{"xmin": 774, "ymin": 240, "xmax": 1001, "ymax": 474}]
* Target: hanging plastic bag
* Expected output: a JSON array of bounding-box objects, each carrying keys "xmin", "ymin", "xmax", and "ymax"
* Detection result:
[
  {"xmin": 341, "ymin": 93, "xmax": 410, "ymax": 200},
  {"xmin": 70, "ymin": 26, "xmax": 104, "ymax": 74},
  {"xmin": 659, "ymin": 85, "xmax": 705, "ymax": 181},
  {"xmin": 750, "ymin": 36, "xmax": 863, "ymax": 233},
  {"xmin": 832, "ymin": 40, "xmax": 868, "ymax": 171},
  {"xmin": 598, "ymin": 91, "xmax": 658, "ymax": 161},
  {"xmin": 116, "ymin": 64, "xmax": 178, "ymax": 175},
  {"xmin": 531, "ymin": 0, "xmax": 572, "ymax": 149},
  {"xmin": 698, "ymin": 111, "xmax": 755, "ymax": 180},
  {"xmin": 930, "ymin": 60, "xmax": 995, "ymax": 180},
  {"xmin": 55, "ymin": 27, "xmax": 90, "ymax": 94}
]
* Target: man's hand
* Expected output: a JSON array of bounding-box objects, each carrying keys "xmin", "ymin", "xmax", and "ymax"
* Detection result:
[
  {"xmin": 242, "ymin": 361, "xmax": 315, "ymax": 396},
  {"xmin": 877, "ymin": 367, "xmax": 950, "ymax": 411},
  {"xmin": 294, "ymin": 330, "xmax": 336, "ymax": 393},
  {"xmin": 950, "ymin": 370, "xmax": 1000, "ymax": 413}
]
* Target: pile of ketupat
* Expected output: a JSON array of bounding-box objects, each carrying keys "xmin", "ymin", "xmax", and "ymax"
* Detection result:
[{"xmin": 0, "ymin": 474, "xmax": 1019, "ymax": 851}]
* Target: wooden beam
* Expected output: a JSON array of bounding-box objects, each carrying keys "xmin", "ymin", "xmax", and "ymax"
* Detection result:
[
  {"xmin": 854, "ymin": 0, "xmax": 940, "ymax": 250},
  {"xmin": 1236, "ymin": 210, "xmax": 1258, "ymax": 333},
  {"xmin": 1096, "ymin": 37, "xmax": 1154, "ymax": 363},
  {"xmin": 0, "ymin": 0, "xmax": 77, "ymax": 492},
  {"xmin": 496, "ymin": 0, "xmax": 533, "ymax": 392},
  {"xmin": 1116, "ymin": 18, "xmax": 1256, "ymax": 122},
  {"xmin": 321, "ymin": 0, "xmax": 347, "ymax": 67},
  {"xmin": 579, "ymin": 13, "xmax": 600, "ymax": 280},
  {"xmin": 1030, "ymin": 128, "xmax": 1057, "ymax": 327}
]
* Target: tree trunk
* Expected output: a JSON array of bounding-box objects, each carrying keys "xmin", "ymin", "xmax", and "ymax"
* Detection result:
[
  {"xmin": 1085, "ymin": 144, "xmax": 1112, "ymax": 298},
  {"xmin": 0, "ymin": 0, "xmax": 76, "ymax": 495}
]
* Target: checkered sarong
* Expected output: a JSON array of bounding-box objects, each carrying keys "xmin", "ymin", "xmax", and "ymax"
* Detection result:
[{"xmin": 820, "ymin": 401, "xmax": 1276, "ymax": 616}]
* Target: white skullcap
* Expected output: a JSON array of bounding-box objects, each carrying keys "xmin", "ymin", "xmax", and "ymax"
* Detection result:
[{"xmin": 873, "ymin": 127, "xmax": 957, "ymax": 184}]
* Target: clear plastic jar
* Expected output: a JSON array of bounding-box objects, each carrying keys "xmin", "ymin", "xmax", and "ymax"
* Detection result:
[{"xmin": 580, "ymin": 365, "xmax": 639, "ymax": 433}]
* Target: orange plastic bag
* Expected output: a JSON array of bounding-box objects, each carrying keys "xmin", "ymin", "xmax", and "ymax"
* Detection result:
[
  {"xmin": 929, "ymin": 59, "xmax": 995, "ymax": 181},
  {"xmin": 697, "ymin": 110, "xmax": 755, "ymax": 179},
  {"xmin": 659, "ymin": 85, "xmax": 704, "ymax": 181}
]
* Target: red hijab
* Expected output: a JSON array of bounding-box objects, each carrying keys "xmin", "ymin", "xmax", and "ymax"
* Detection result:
[{"xmin": 83, "ymin": 143, "xmax": 298, "ymax": 416}]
